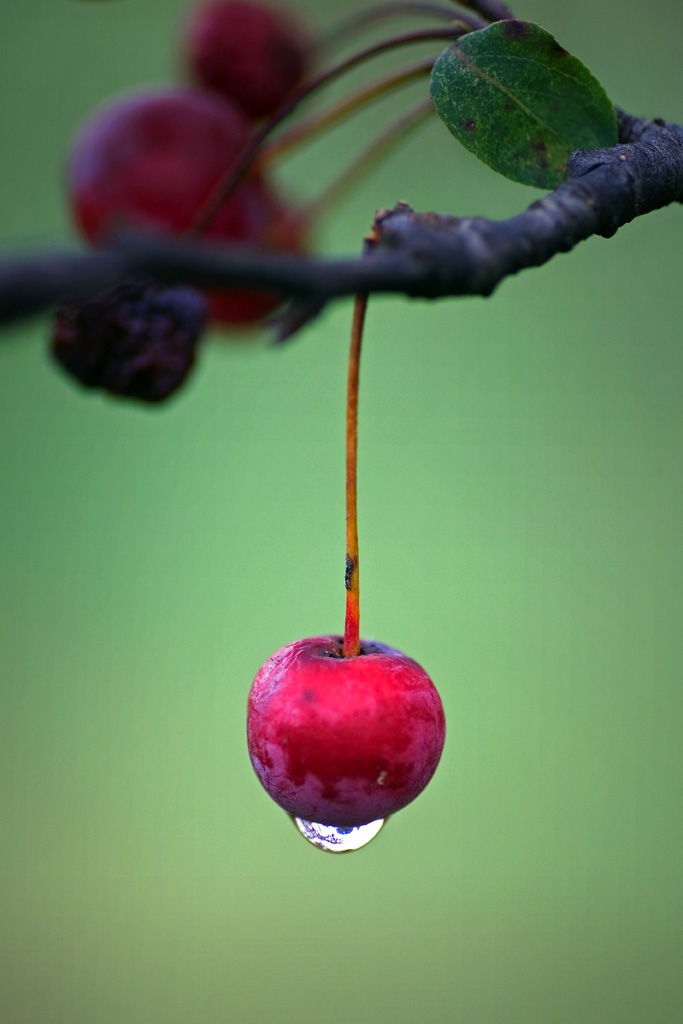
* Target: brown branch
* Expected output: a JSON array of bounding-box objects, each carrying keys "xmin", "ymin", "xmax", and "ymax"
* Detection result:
[{"xmin": 1, "ymin": 112, "xmax": 681, "ymax": 335}]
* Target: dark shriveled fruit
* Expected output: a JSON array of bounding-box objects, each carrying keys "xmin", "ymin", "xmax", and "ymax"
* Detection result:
[
  {"xmin": 51, "ymin": 279, "xmax": 207, "ymax": 402},
  {"xmin": 247, "ymin": 635, "xmax": 446, "ymax": 828}
]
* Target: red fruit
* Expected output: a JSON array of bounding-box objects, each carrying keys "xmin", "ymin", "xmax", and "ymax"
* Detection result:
[
  {"xmin": 247, "ymin": 635, "xmax": 446, "ymax": 828},
  {"xmin": 68, "ymin": 86, "xmax": 253, "ymax": 243},
  {"xmin": 206, "ymin": 195, "xmax": 308, "ymax": 325},
  {"xmin": 184, "ymin": 1, "xmax": 311, "ymax": 119},
  {"xmin": 67, "ymin": 86, "xmax": 306, "ymax": 326}
]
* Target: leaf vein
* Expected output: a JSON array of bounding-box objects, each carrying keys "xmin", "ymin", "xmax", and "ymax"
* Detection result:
[{"xmin": 453, "ymin": 47, "xmax": 567, "ymax": 142}]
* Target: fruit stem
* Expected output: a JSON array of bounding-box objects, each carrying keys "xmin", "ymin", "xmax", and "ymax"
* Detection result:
[
  {"xmin": 317, "ymin": 2, "xmax": 482, "ymax": 54},
  {"xmin": 187, "ymin": 23, "xmax": 470, "ymax": 236},
  {"xmin": 343, "ymin": 294, "xmax": 368, "ymax": 659},
  {"xmin": 306, "ymin": 97, "xmax": 433, "ymax": 220},
  {"xmin": 457, "ymin": 0, "xmax": 513, "ymax": 22},
  {"xmin": 259, "ymin": 57, "xmax": 434, "ymax": 168}
]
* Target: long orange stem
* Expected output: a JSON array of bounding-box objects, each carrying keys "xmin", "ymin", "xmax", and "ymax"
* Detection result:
[{"xmin": 343, "ymin": 295, "xmax": 368, "ymax": 658}]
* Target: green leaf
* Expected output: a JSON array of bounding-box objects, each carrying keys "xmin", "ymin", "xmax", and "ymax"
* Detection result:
[{"xmin": 430, "ymin": 20, "xmax": 618, "ymax": 189}]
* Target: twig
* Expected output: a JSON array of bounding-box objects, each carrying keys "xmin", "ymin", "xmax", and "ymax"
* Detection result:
[{"xmin": 1, "ymin": 112, "xmax": 681, "ymax": 331}]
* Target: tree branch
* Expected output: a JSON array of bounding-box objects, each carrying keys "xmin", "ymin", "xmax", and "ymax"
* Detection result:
[{"xmin": 1, "ymin": 111, "xmax": 681, "ymax": 335}]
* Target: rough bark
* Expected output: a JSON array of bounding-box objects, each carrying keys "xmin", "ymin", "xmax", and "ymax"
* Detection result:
[{"xmin": 1, "ymin": 111, "xmax": 681, "ymax": 337}]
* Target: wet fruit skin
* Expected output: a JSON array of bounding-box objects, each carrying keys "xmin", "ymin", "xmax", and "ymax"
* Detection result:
[
  {"xmin": 247, "ymin": 635, "xmax": 446, "ymax": 827},
  {"xmin": 184, "ymin": 0, "xmax": 311, "ymax": 119}
]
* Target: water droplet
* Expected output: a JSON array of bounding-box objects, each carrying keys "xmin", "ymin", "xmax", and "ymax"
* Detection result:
[{"xmin": 293, "ymin": 816, "xmax": 385, "ymax": 853}]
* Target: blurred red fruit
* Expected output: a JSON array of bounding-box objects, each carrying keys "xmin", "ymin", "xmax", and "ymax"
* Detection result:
[
  {"xmin": 68, "ymin": 86, "xmax": 253, "ymax": 243},
  {"xmin": 206, "ymin": 196, "xmax": 308, "ymax": 325},
  {"xmin": 184, "ymin": 0, "xmax": 312, "ymax": 119},
  {"xmin": 67, "ymin": 86, "xmax": 307, "ymax": 327}
]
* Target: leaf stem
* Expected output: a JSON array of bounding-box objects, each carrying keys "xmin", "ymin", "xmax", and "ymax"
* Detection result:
[
  {"xmin": 187, "ymin": 23, "xmax": 470, "ymax": 236},
  {"xmin": 343, "ymin": 294, "xmax": 368, "ymax": 659}
]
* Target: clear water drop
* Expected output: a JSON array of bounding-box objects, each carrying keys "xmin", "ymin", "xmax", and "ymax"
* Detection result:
[{"xmin": 293, "ymin": 816, "xmax": 385, "ymax": 853}]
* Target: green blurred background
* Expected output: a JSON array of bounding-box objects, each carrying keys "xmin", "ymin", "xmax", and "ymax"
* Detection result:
[{"xmin": 1, "ymin": 1, "xmax": 682, "ymax": 1021}]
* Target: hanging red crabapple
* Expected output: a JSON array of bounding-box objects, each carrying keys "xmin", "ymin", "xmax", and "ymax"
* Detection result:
[
  {"xmin": 248, "ymin": 636, "xmax": 446, "ymax": 831},
  {"xmin": 247, "ymin": 297, "xmax": 446, "ymax": 852},
  {"xmin": 183, "ymin": 0, "xmax": 312, "ymax": 119}
]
